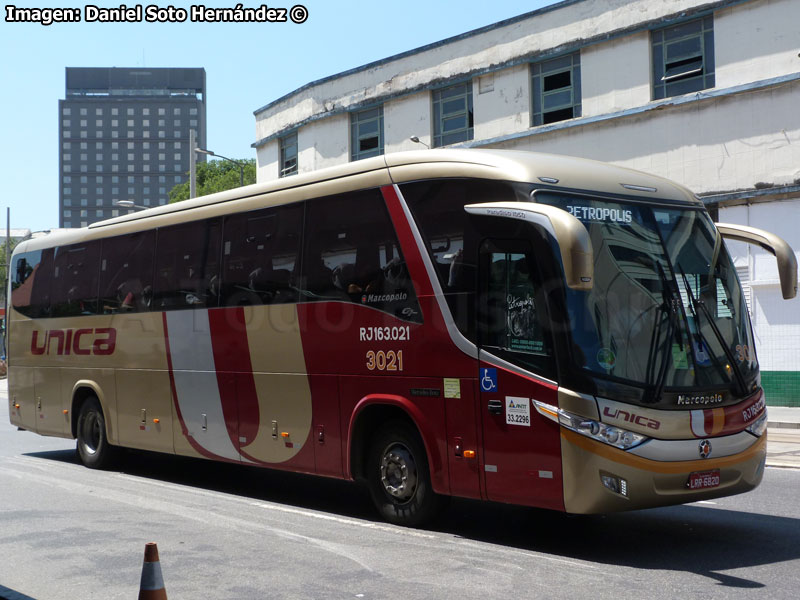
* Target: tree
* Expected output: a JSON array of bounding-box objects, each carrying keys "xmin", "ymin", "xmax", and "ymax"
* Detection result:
[
  {"xmin": 0, "ymin": 237, "xmax": 19, "ymax": 300},
  {"xmin": 168, "ymin": 158, "xmax": 257, "ymax": 203}
]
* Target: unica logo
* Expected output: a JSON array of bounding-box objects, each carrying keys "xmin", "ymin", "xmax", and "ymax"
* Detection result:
[{"xmin": 31, "ymin": 328, "xmax": 117, "ymax": 356}]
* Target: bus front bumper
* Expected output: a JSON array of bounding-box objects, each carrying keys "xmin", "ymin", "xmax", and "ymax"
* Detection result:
[{"xmin": 560, "ymin": 428, "xmax": 767, "ymax": 514}]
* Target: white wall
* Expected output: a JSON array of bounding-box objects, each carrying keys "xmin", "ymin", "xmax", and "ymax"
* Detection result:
[
  {"xmin": 715, "ymin": 0, "xmax": 800, "ymax": 88},
  {"xmin": 256, "ymin": 139, "xmax": 279, "ymax": 182},
  {"xmin": 581, "ymin": 32, "xmax": 652, "ymax": 117},
  {"xmin": 473, "ymin": 65, "xmax": 529, "ymax": 140},
  {"xmin": 385, "ymin": 92, "xmax": 432, "ymax": 153},
  {"xmin": 298, "ymin": 114, "xmax": 349, "ymax": 173},
  {"xmin": 718, "ymin": 200, "xmax": 800, "ymax": 373},
  {"xmin": 492, "ymin": 79, "xmax": 800, "ymax": 196},
  {"xmin": 254, "ymin": 0, "xmax": 724, "ymax": 145}
]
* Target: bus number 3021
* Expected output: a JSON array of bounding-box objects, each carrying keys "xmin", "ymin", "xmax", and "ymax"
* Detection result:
[{"xmin": 366, "ymin": 350, "xmax": 404, "ymax": 372}]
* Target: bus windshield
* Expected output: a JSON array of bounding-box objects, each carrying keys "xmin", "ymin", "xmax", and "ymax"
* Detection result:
[{"xmin": 536, "ymin": 193, "xmax": 757, "ymax": 402}]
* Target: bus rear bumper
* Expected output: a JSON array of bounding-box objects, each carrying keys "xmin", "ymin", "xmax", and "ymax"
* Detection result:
[{"xmin": 560, "ymin": 428, "xmax": 767, "ymax": 514}]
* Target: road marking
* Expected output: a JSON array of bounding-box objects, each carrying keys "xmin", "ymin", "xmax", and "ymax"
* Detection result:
[{"xmin": 249, "ymin": 501, "xmax": 436, "ymax": 539}]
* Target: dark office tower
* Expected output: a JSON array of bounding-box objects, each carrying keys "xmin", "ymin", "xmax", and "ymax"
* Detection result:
[{"xmin": 58, "ymin": 67, "xmax": 206, "ymax": 227}]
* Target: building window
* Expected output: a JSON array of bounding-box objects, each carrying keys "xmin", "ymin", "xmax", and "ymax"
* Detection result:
[
  {"xmin": 350, "ymin": 106, "xmax": 384, "ymax": 161},
  {"xmin": 531, "ymin": 52, "xmax": 582, "ymax": 126},
  {"xmin": 432, "ymin": 82, "xmax": 473, "ymax": 147},
  {"xmin": 279, "ymin": 132, "xmax": 298, "ymax": 178},
  {"xmin": 652, "ymin": 16, "xmax": 714, "ymax": 100}
]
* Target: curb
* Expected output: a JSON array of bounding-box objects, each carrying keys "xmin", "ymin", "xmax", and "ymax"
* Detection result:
[{"xmin": 767, "ymin": 422, "xmax": 800, "ymax": 430}]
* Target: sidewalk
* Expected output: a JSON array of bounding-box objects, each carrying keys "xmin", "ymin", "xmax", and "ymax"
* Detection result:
[
  {"xmin": 1, "ymin": 377, "xmax": 798, "ymax": 467},
  {"xmin": 767, "ymin": 406, "xmax": 800, "ymax": 429}
]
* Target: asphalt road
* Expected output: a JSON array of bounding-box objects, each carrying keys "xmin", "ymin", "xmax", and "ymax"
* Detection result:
[{"xmin": 2, "ymin": 391, "xmax": 800, "ymax": 599}]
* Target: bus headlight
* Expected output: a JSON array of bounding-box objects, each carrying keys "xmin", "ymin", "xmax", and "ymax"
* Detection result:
[
  {"xmin": 533, "ymin": 400, "xmax": 649, "ymax": 450},
  {"xmin": 558, "ymin": 410, "xmax": 648, "ymax": 450},
  {"xmin": 745, "ymin": 411, "xmax": 768, "ymax": 437}
]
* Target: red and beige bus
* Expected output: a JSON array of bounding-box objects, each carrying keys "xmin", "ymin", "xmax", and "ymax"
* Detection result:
[{"xmin": 7, "ymin": 150, "xmax": 798, "ymax": 526}]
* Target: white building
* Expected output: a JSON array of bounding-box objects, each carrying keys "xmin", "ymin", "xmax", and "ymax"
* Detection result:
[{"xmin": 253, "ymin": 0, "xmax": 800, "ymax": 405}]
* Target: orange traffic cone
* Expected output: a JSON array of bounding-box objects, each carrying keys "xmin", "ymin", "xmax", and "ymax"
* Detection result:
[{"xmin": 138, "ymin": 542, "xmax": 168, "ymax": 600}]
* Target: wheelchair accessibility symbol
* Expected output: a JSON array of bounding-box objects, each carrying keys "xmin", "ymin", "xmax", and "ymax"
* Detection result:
[{"xmin": 480, "ymin": 368, "xmax": 498, "ymax": 392}]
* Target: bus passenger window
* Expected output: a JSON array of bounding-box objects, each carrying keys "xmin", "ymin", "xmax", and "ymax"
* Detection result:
[
  {"xmin": 99, "ymin": 231, "xmax": 155, "ymax": 313},
  {"xmin": 480, "ymin": 246, "xmax": 556, "ymax": 379},
  {"xmin": 50, "ymin": 242, "xmax": 101, "ymax": 317},
  {"xmin": 154, "ymin": 219, "xmax": 221, "ymax": 310},
  {"xmin": 11, "ymin": 249, "xmax": 54, "ymax": 318},
  {"xmin": 221, "ymin": 204, "xmax": 302, "ymax": 306},
  {"xmin": 300, "ymin": 189, "xmax": 422, "ymax": 322}
]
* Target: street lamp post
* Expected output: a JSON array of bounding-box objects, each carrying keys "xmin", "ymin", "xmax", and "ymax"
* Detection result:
[
  {"xmin": 195, "ymin": 148, "xmax": 245, "ymax": 187},
  {"xmin": 410, "ymin": 136, "xmax": 430, "ymax": 149},
  {"xmin": 113, "ymin": 200, "xmax": 148, "ymax": 211}
]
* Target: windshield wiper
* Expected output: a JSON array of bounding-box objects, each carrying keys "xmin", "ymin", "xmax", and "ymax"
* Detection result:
[
  {"xmin": 678, "ymin": 267, "xmax": 747, "ymax": 396},
  {"xmin": 645, "ymin": 261, "xmax": 684, "ymax": 403}
]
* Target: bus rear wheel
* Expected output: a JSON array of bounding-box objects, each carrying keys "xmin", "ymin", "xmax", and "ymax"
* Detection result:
[
  {"xmin": 367, "ymin": 421, "xmax": 444, "ymax": 527},
  {"xmin": 76, "ymin": 397, "xmax": 117, "ymax": 469}
]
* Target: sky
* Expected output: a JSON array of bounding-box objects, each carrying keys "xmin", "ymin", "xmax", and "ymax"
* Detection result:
[{"xmin": 0, "ymin": 0, "xmax": 557, "ymax": 233}]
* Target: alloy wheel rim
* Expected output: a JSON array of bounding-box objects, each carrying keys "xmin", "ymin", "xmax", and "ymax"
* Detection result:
[{"xmin": 379, "ymin": 443, "xmax": 418, "ymax": 503}]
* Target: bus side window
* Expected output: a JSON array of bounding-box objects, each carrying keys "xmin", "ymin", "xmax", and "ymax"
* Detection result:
[
  {"xmin": 99, "ymin": 231, "xmax": 155, "ymax": 313},
  {"xmin": 221, "ymin": 204, "xmax": 302, "ymax": 306},
  {"xmin": 480, "ymin": 247, "xmax": 556, "ymax": 379},
  {"xmin": 11, "ymin": 249, "xmax": 54, "ymax": 318},
  {"xmin": 154, "ymin": 218, "xmax": 221, "ymax": 310},
  {"xmin": 50, "ymin": 242, "xmax": 101, "ymax": 317},
  {"xmin": 300, "ymin": 189, "xmax": 422, "ymax": 322}
]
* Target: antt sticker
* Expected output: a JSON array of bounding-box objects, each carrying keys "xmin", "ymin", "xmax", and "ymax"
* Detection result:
[{"xmin": 506, "ymin": 396, "xmax": 531, "ymax": 427}]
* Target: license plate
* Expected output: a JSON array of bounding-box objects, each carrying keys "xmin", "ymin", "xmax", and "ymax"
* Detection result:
[{"xmin": 688, "ymin": 469, "xmax": 720, "ymax": 490}]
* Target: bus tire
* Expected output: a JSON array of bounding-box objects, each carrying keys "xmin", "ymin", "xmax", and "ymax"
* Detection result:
[
  {"xmin": 367, "ymin": 421, "xmax": 444, "ymax": 527},
  {"xmin": 76, "ymin": 397, "xmax": 117, "ymax": 470}
]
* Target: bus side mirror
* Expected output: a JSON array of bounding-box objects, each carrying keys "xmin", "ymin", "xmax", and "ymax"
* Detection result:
[
  {"xmin": 717, "ymin": 223, "xmax": 798, "ymax": 300},
  {"xmin": 464, "ymin": 202, "xmax": 594, "ymax": 291}
]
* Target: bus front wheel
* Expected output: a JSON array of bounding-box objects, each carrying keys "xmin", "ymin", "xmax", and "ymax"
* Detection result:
[
  {"xmin": 76, "ymin": 397, "xmax": 117, "ymax": 469},
  {"xmin": 367, "ymin": 421, "xmax": 444, "ymax": 527}
]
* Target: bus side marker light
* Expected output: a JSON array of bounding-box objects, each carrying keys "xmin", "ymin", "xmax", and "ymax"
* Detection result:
[
  {"xmin": 63, "ymin": 410, "xmax": 69, "ymax": 415},
  {"xmin": 153, "ymin": 419, "xmax": 160, "ymax": 424},
  {"xmin": 463, "ymin": 450, "xmax": 476, "ymax": 459},
  {"xmin": 281, "ymin": 432, "xmax": 290, "ymax": 438},
  {"xmin": 14, "ymin": 404, "xmax": 20, "ymax": 409}
]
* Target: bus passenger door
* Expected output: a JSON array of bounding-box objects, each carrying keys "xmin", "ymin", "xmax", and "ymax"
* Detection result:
[{"xmin": 477, "ymin": 240, "xmax": 563, "ymax": 510}]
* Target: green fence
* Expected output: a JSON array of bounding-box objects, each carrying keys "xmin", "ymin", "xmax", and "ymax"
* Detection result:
[{"xmin": 762, "ymin": 371, "xmax": 800, "ymax": 407}]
